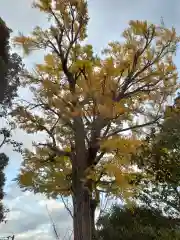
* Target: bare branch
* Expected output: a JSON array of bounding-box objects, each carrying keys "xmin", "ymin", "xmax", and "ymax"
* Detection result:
[
  {"xmin": 60, "ymin": 195, "xmax": 73, "ymax": 218},
  {"xmin": 0, "ymin": 135, "xmax": 6, "ymax": 148}
]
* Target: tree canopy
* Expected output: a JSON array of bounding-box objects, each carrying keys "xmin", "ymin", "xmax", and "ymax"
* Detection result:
[
  {"xmin": 11, "ymin": 0, "xmax": 180, "ymax": 239},
  {"xmin": 131, "ymin": 95, "xmax": 180, "ymax": 216},
  {"xmin": 0, "ymin": 17, "xmax": 23, "ymax": 108},
  {"xmin": 0, "ymin": 17, "xmax": 23, "ymax": 223},
  {"xmin": 0, "ymin": 17, "xmax": 11, "ymax": 104},
  {"xmin": 97, "ymin": 205, "xmax": 180, "ymax": 240}
]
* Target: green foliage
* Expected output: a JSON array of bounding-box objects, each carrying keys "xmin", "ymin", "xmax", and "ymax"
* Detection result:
[
  {"xmin": 131, "ymin": 95, "xmax": 180, "ymax": 215},
  {"xmin": 2, "ymin": 53, "xmax": 24, "ymax": 109},
  {"xmin": 97, "ymin": 205, "xmax": 180, "ymax": 240},
  {"xmin": 0, "ymin": 17, "xmax": 10, "ymax": 64},
  {"xmin": 0, "ymin": 17, "xmax": 23, "ymax": 223},
  {"xmin": 0, "ymin": 122, "xmax": 22, "ymax": 223},
  {"xmin": 0, "ymin": 17, "xmax": 24, "ymax": 107},
  {"xmin": 0, "ymin": 17, "xmax": 11, "ymax": 103},
  {"xmin": 0, "ymin": 153, "xmax": 8, "ymax": 222}
]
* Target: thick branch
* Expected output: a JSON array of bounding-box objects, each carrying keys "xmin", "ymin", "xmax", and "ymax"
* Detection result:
[
  {"xmin": 37, "ymin": 143, "xmax": 72, "ymax": 158},
  {"xmin": 87, "ymin": 117, "xmax": 108, "ymax": 166}
]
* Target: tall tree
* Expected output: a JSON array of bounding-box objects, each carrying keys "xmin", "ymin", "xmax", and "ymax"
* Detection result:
[
  {"xmin": 0, "ymin": 17, "xmax": 11, "ymax": 104},
  {"xmin": 0, "ymin": 17, "xmax": 23, "ymax": 222},
  {"xmin": 97, "ymin": 205, "xmax": 180, "ymax": 240},
  {"xmin": 12, "ymin": 1, "xmax": 179, "ymax": 239},
  {"xmin": 0, "ymin": 17, "xmax": 23, "ymax": 108}
]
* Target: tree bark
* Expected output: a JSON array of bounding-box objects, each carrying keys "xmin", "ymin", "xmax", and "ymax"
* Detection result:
[
  {"xmin": 72, "ymin": 115, "xmax": 92, "ymax": 240},
  {"xmin": 90, "ymin": 199, "xmax": 98, "ymax": 240},
  {"xmin": 73, "ymin": 183, "xmax": 92, "ymax": 240}
]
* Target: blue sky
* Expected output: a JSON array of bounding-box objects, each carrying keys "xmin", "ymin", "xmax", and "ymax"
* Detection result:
[{"xmin": 0, "ymin": 0, "xmax": 180, "ymax": 238}]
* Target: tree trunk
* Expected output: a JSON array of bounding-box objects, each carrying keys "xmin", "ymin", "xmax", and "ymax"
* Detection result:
[
  {"xmin": 90, "ymin": 199, "xmax": 98, "ymax": 239},
  {"xmin": 72, "ymin": 116, "xmax": 97, "ymax": 240},
  {"xmin": 73, "ymin": 184, "xmax": 92, "ymax": 240}
]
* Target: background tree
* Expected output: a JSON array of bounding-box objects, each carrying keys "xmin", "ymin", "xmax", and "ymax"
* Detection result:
[
  {"xmin": 12, "ymin": 1, "xmax": 180, "ymax": 239},
  {"xmin": 0, "ymin": 17, "xmax": 23, "ymax": 108},
  {"xmin": 0, "ymin": 17, "xmax": 23, "ymax": 223},
  {"xmin": 132, "ymin": 95, "xmax": 180, "ymax": 216},
  {"xmin": 0, "ymin": 17, "xmax": 11, "ymax": 104},
  {"xmin": 97, "ymin": 205, "xmax": 180, "ymax": 240}
]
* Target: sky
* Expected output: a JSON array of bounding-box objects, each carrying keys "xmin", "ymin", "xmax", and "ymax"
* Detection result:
[{"xmin": 0, "ymin": 0, "xmax": 180, "ymax": 238}]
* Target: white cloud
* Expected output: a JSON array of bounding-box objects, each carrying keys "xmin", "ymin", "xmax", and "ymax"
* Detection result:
[{"xmin": 0, "ymin": 183, "xmax": 72, "ymax": 239}]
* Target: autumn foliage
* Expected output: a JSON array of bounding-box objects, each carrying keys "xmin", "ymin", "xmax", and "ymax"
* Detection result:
[{"xmin": 12, "ymin": 0, "xmax": 180, "ymax": 239}]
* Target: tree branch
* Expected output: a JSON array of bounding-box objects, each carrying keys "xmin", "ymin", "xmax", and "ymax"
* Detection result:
[
  {"xmin": 37, "ymin": 143, "xmax": 72, "ymax": 158},
  {"xmin": 60, "ymin": 195, "xmax": 73, "ymax": 218},
  {"xmin": 0, "ymin": 135, "xmax": 6, "ymax": 148},
  {"xmin": 105, "ymin": 117, "xmax": 161, "ymax": 138}
]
